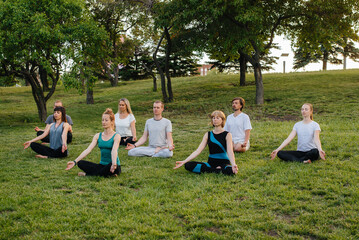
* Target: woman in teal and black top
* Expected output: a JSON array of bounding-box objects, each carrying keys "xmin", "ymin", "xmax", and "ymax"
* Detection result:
[
  {"xmin": 174, "ymin": 110, "xmax": 238, "ymax": 175},
  {"xmin": 66, "ymin": 108, "xmax": 121, "ymax": 177}
]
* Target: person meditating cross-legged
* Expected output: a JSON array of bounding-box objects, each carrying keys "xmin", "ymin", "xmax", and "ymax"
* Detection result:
[
  {"xmin": 125, "ymin": 100, "xmax": 174, "ymax": 158},
  {"xmin": 34, "ymin": 100, "xmax": 73, "ymax": 144},
  {"xmin": 174, "ymin": 110, "xmax": 238, "ymax": 175},
  {"xmin": 65, "ymin": 108, "xmax": 121, "ymax": 177},
  {"xmin": 24, "ymin": 106, "xmax": 69, "ymax": 158},
  {"xmin": 115, "ymin": 98, "xmax": 137, "ymax": 146},
  {"xmin": 270, "ymin": 103, "xmax": 326, "ymax": 163},
  {"xmin": 224, "ymin": 97, "xmax": 252, "ymax": 152}
]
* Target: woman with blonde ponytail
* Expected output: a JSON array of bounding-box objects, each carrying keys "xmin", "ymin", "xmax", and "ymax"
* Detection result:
[
  {"xmin": 65, "ymin": 108, "xmax": 121, "ymax": 177},
  {"xmin": 270, "ymin": 103, "xmax": 325, "ymax": 163}
]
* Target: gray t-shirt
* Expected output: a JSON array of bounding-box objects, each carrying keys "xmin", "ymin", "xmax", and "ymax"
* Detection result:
[
  {"xmin": 45, "ymin": 114, "xmax": 73, "ymax": 125},
  {"xmin": 293, "ymin": 121, "xmax": 321, "ymax": 152},
  {"xmin": 144, "ymin": 118, "xmax": 172, "ymax": 148}
]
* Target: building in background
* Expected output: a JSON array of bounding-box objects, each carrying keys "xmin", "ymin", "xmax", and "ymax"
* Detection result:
[{"xmin": 197, "ymin": 64, "xmax": 213, "ymax": 76}]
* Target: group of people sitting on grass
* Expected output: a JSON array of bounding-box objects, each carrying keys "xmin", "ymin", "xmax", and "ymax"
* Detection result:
[{"xmin": 24, "ymin": 97, "xmax": 326, "ymax": 178}]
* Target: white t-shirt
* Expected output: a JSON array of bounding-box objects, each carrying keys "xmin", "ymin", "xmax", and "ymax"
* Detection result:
[
  {"xmin": 224, "ymin": 112, "xmax": 252, "ymax": 143},
  {"xmin": 293, "ymin": 121, "xmax": 321, "ymax": 152},
  {"xmin": 115, "ymin": 113, "xmax": 136, "ymax": 137},
  {"xmin": 145, "ymin": 118, "xmax": 172, "ymax": 148}
]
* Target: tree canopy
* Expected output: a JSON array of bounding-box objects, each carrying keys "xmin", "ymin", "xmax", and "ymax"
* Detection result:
[
  {"xmin": 0, "ymin": 0, "xmax": 104, "ymax": 120},
  {"xmin": 1, "ymin": 0, "xmax": 358, "ymax": 113}
]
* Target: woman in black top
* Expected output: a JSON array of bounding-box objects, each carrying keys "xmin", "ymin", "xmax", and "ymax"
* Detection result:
[{"xmin": 174, "ymin": 110, "xmax": 238, "ymax": 175}]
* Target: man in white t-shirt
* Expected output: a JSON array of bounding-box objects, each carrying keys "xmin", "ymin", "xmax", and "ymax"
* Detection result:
[
  {"xmin": 125, "ymin": 101, "xmax": 174, "ymax": 158},
  {"xmin": 224, "ymin": 97, "xmax": 252, "ymax": 152}
]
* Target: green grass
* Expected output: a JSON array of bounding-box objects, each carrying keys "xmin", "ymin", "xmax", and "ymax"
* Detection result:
[{"xmin": 1, "ymin": 69, "xmax": 359, "ymax": 239}]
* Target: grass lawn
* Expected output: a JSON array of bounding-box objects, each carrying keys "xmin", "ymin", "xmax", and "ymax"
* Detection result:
[{"xmin": 0, "ymin": 69, "xmax": 359, "ymax": 239}]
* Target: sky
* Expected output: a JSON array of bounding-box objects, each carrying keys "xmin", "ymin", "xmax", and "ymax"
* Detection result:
[{"xmin": 199, "ymin": 35, "xmax": 359, "ymax": 73}]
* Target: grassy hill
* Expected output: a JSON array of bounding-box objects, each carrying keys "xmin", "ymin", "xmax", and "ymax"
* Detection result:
[{"xmin": 0, "ymin": 70, "xmax": 358, "ymax": 239}]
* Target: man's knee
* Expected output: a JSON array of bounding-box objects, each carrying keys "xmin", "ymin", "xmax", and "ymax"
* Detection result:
[
  {"xmin": 128, "ymin": 148, "xmax": 138, "ymax": 156},
  {"xmin": 233, "ymin": 143, "xmax": 246, "ymax": 152},
  {"xmin": 234, "ymin": 147, "xmax": 247, "ymax": 153}
]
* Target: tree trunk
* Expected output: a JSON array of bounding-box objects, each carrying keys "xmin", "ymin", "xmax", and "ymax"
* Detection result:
[
  {"xmin": 164, "ymin": 27, "xmax": 173, "ymax": 102},
  {"xmin": 323, "ymin": 51, "xmax": 328, "ymax": 71},
  {"xmin": 239, "ymin": 54, "xmax": 246, "ymax": 86},
  {"xmin": 37, "ymin": 95, "xmax": 48, "ymax": 121},
  {"xmin": 26, "ymin": 74, "xmax": 48, "ymax": 121},
  {"xmin": 152, "ymin": 74, "xmax": 157, "ymax": 92},
  {"xmin": 141, "ymin": 62, "xmax": 157, "ymax": 91},
  {"xmin": 101, "ymin": 59, "xmax": 115, "ymax": 83},
  {"xmin": 153, "ymin": 31, "xmax": 168, "ymax": 102},
  {"xmin": 86, "ymin": 88, "xmax": 94, "ymax": 104},
  {"xmin": 253, "ymin": 62, "xmax": 264, "ymax": 105},
  {"xmin": 112, "ymin": 63, "xmax": 119, "ymax": 86},
  {"xmin": 343, "ymin": 51, "xmax": 347, "ymax": 70},
  {"xmin": 110, "ymin": 40, "xmax": 119, "ymax": 87},
  {"xmin": 39, "ymin": 65, "xmax": 50, "ymax": 91}
]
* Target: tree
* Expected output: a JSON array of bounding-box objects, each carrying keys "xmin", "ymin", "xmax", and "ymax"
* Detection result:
[
  {"xmin": 342, "ymin": 40, "xmax": 359, "ymax": 70},
  {"xmin": 151, "ymin": 0, "xmax": 303, "ymax": 104},
  {"xmin": 151, "ymin": 0, "xmax": 359, "ymax": 104},
  {"xmin": 207, "ymin": 48, "xmax": 278, "ymax": 86},
  {"xmin": 0, "ymin": 0, "xmax": 93, "ymax": 121},
  {"xmin": 151, "ymin": 0, "xmax": 207, "ymax": 102},
  {"xmin": 87, "ymin": 0, "xmax": 146, "ymax": 87},
  {"xmin": 291, "ymin": 0, "xmax": 359, "ymax": 71}
]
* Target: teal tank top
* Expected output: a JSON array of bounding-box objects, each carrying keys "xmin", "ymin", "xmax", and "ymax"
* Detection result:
[
  {"xmin": 98, "ymin": 132, "xmax": 120, "ymax": 166},
  {"xmin": 50, "ymin": 122, "xmax": 64, "ymax": 150}
]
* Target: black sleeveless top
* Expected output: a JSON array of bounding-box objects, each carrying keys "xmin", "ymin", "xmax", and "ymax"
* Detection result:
[{"xmin": 207, "ymin": 131, "xmax": 230, "ymax": 166}]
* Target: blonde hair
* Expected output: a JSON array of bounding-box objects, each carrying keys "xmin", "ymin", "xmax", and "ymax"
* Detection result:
[
  {"xmin": 303, "ymin": 103, "xmax": 313, "ymax": 120},
  {"xmin": 154, "ymin": 100, "xmax": 164, "ymax": 108},
  {"xmin": 118, "ymin": 98, "xmax": 133, "ymax": 114},
  {"xmin": 210, "ymin": 110, "xmax": 226, "ymax": 127},
  {"xmin": 103, "ymin": 108, "xmax": 115, "ymax": 129}
]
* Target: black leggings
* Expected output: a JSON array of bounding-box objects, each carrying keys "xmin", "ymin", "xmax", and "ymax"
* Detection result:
[
  {"xmin": 277, "ymin": 148, "xmax": 319, "ymax": 162},
  {"xmin": 37, "ymin": 131, "xmax": 72, "ymax": 144},
  {"xmin": 30, "ymin": 142, "xmax": 68, "ymax": 158},
  {"xmin": 77, "ymin": 160, "xmax": 121, "ymax": 177},
  {"xmin": 120, "ymin": 136, "xmax": 136, "ymax": 146},
  {"xmin": 184, "ymin": 158, "xmax": 234, "ymax": 175}
]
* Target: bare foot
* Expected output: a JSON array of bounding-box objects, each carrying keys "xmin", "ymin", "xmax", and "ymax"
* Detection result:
[
  {"xmin": 78, "ymin": 172, "xmax": 86, "ymax": 176},
  {"xmin": 303, "ymin": 160, "xmax": 312, "ymax": 164},
  {"xmin": 35, "ymin": 155, "xmax": 48, "ymax": 159},
  {"xmin": 41, "ymin": 142, "xmax": 49, "ymax": 145},
  {"xmin": 154, "ymin": 147, "xmax": 162, "ymax": 153}
]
